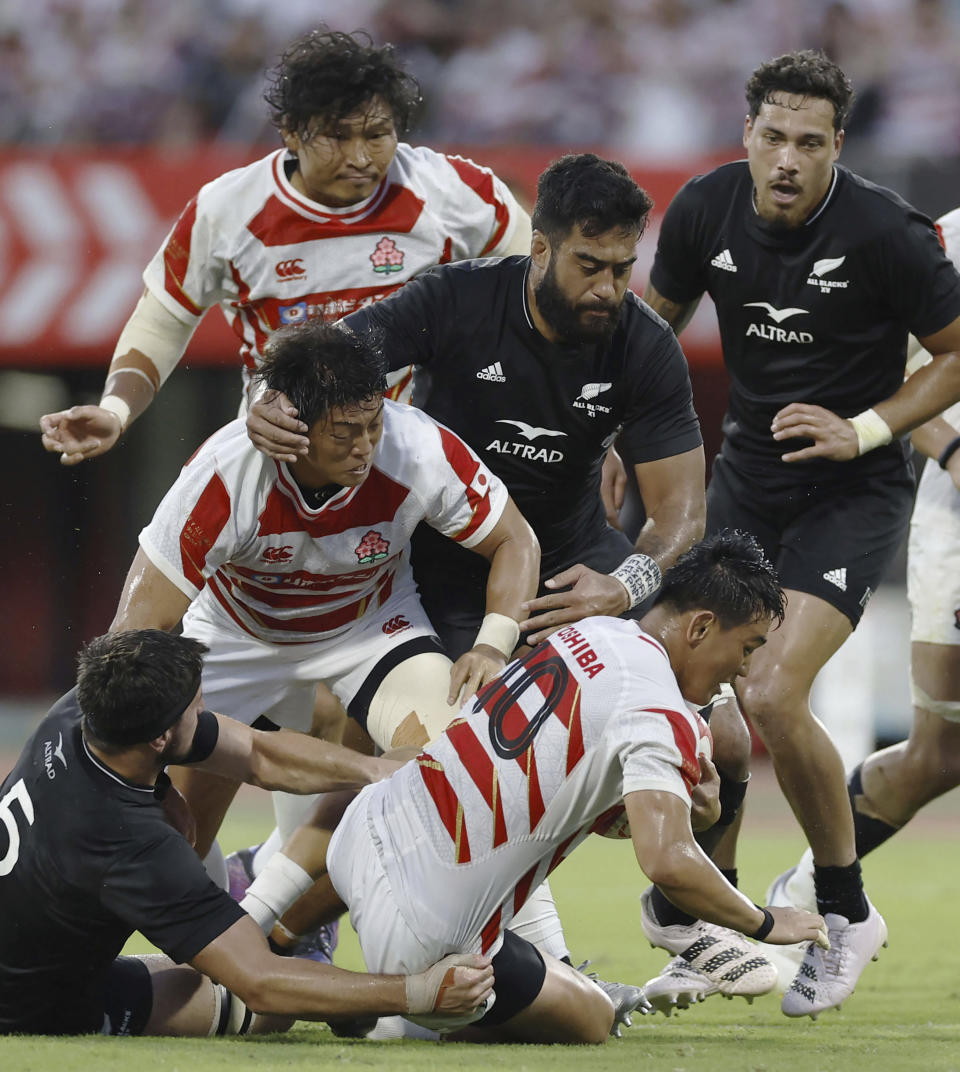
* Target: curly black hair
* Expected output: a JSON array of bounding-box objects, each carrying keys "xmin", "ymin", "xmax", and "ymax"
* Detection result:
[
  {"xmin": 531, "ymin": 153, "xmax": 653, "ymax": 245},
  {"xmin": 264, "ymin": 28, "xmax": 422, "ymax": 139},
  {"xmin": 746, "ymin": 50, "xmax": 854, "ymax": 132},
  {"xmin": 256, "ymin": 320, "xmax": 387, "ymax": 428}
]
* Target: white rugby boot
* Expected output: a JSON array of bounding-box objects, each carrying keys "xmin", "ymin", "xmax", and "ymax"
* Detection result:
[
  {"xmin": 639, "ymin": 887, "xmax": 777, "ymax": 1005},
  {"xmin": 781, "ymin": 898, "xmax": 888, "ymax": 1019},
  {"xmin": 763, "ymin": 849, "xmax": 815, "ymax": 993}
]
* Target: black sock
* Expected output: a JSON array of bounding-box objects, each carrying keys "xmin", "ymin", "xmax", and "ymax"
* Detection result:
[
  {"xmin": 813, "ymin": 860, "xmax": 868, "ymax": 923},
  {"xmin": 848, "ymin": 763, "xmax": 900, "ymax": 857},
  {"xmin": 649, "ymin": 885, "xmax": 697, "ymax": 928}
]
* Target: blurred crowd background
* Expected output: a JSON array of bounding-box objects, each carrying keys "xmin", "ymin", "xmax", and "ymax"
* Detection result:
[
  {"xmin": 3, "ymin": 0, "xmax": 960, "ymax": 162},
  {"xmin": 0, "ymin": 0, "xmax": 944, "ymax": 747}
]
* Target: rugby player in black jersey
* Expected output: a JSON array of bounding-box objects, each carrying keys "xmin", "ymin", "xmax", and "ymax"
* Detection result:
[
  {"xmin": 0, "ymin": 630, "xmax": 492, "ymax": 1036},
  {"xmin": 246, "ymin": 156, "xmax": 779, "ymax": 1018},
  {"xmin": 642, "ymin": 50, "xmax": 960, "ymax": 1018}
]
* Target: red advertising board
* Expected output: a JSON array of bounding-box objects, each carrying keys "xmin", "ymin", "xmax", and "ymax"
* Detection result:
[{"xmin": 0, "ymin": 145, "xmax": 727, "ymax": 369}]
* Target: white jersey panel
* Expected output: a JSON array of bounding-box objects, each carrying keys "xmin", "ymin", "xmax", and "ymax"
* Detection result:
[
  {"xmin": 352, "ymin": 616, "xmax": 703, "ymax": 949},
  {"xmin": 141, "ymin": 144, "xmax": 522, "ymax": 400},
  {"xmin": 138, "ymin": 401, "xmax": 507, "ymax": 643}
]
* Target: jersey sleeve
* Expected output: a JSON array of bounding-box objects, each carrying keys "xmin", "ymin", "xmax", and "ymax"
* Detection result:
[
  {"xmin": 143, "ymin": 188, "xmax": 235, "ymax": 325},
  {"xmin": 343, "ymin": 266, "xmax": 452, "ymax": 372},
  {"xmin": 616, "ymin": 705, "xmax": 702, "ymax": 803},
  {"xmin": 872, "ymin": 209, "xmax": 960, "ymax": 339},
  {"xmin": 438, "ymin": 154, "xmax": 524, "ymax": 258},
  {"xmin": 138, "ymin": 446, "xmax": 238, "ymax": 599},
  {"xmin": 617, "ymin": 319, "xmax": 703, "ymax": 464},
  {"xmin": 418, "ymin": 416, "xmax": 509, "ymax": 548},
  {"xmin": 648, "ymin": 178, "xmax": 711, "ymax": 303},
  {"xmin": 100, "ymin": 830, "xmax": 245, "ymax": 964}
]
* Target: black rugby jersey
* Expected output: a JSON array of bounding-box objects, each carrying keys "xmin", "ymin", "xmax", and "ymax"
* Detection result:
[
  {"xmin": 650, "ymin": 162, "xmax": 960, "ymax": 483},
  {"xmin": 344, "ymin": 256, "xmax": 701, "ymax": 570},
  {"xmin": 0, "ymin": 691, "xmax": 243, "ymax": 1035}
]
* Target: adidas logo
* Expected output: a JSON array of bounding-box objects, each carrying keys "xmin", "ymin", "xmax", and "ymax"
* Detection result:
[
  {"xmin": 710, "ymin": 248, "xmax": 737, "ymax": 272},
  {"xmin": 477, "ymin": 362, "xmax": 506, "ymax": 383},
  {"xmin": 823, "ymin": 568, "xmax": 847, "ymax": 591}
]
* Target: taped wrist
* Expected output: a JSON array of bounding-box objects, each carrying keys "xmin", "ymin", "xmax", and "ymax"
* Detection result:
[
  {"xmin": 609, "ymin": 553, "xmax": 662, "ymax": 610},
  {"xmin": 405, "ymin": 953, "xmax": 465, "ymax": 1015},
  {"xmin": 99, "ymin": 395, "xmax": 131, "ymax": 431},
  {"xmin": 239, "ymin": 852, "xmax": 314, "ymax": 934},
  {"xmin": 473, "ymin": 612, "xmax": 520, "ymax": 658},
  {"xmin": 848, "ymin": 408, "xmax": 892, "ymax": 455}
]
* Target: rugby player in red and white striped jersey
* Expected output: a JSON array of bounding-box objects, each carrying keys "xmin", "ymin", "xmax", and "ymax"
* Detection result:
[
  {"xmin": 110, "ymin": 319, "xmax": 538, "ymax": 862},
  {"xmin": 40, "ymin": 28, "xmax": 530, "ymax": 464}
]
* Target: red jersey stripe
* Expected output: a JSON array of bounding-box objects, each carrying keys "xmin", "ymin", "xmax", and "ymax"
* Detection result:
[
  {"xmin": 446, "ymin": 720, "xmax": 508, "ymax": 848},
  {"xmin": 258, "ymin": 468, "xmax": 412, "ymax": 539},
  {"xmin": 417, "ymin": 755, "xmax": 471, "ymax": 863},
  {"xmin": 446, "ymin": 156, "xmax": 511, "ymax": 254},
  {"xmin": 178, "ymin": 472, "xmax": 231, "ymax": 590},
  {"xmin": 247, "ymin": 184, "xmax": 426, "ymax": 245},
  {"xmin": 436, "ymin": 425, "xmax": 492, "ymax": 541},
  {"xmin": 162, "ymin": 197, "xmax": 204, "ymax": 317},
  {"xmin": 480, "ymin": 906, "xmax": 502, "ymax": 954},
  {"xmin": 648, "ymin": 707, "xmax": 700, "ymax": 794},
  {"xmin": 512, "ymin": 863, "xmax": 540, "ymax": 917}
]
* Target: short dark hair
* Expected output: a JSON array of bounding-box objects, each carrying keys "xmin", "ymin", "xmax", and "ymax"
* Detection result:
[
  {"xmin": 531, "ymin": 154, "xmax": 653, "ymax": 246},
  {"xmin": 654, "ymin": 530, "xmax": 785, "ymax": 630},
  {"xmin": 77, "ymin": 631, "xmax": 207, "ymax": 750},
  {"xmin": 264, "ymin": 28, "xmax": 422, "ymax": 139},
  {"xmin": 746, "ymin": 50, "xmax": 854, "ymax": 132},
  {"xmin": 256, "ymin": 320, "xmax": 387, "ymax": 428}
]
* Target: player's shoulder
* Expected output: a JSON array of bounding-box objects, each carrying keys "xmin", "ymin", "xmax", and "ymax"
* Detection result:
[
  {"xmin": 673, "ymin": 160, "xmax": 751, "ymax": 207},
  {"xmin": 833, "ymin": 166, "xmax": 929, "ymax": 235},
  {"xmin": 414, "ymin": 254, "xmax": 526, "ymax": 302},
  {"xmin": 621, "ymin": 288, "xmax": 684, "ymax": 339},
  {"xmin": 194, "ymin": 150, "xmax": 279, "ymax": 210},
  {"xmin": 936, "ymin": 207, "xmax": 960, "ymax": 262},
  {"xmin": 391, "ymin": 142, "xmax": 504, "ymax": 189}
]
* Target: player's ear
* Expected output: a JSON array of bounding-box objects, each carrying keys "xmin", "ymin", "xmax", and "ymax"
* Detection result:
[
  {"xmin": 530, "ymin": 230, "xmax": 551, "ymax": 270},
  {"xmin": 281, "ymin": 127, "xmax": 301, "ymax": 154},
  {"xmin": 686, "ymin": 609, "xmax": 717, "ymax": 648}
]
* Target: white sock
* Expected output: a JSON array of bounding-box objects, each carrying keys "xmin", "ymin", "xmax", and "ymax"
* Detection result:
[
  {"xmin": 509, "ymin": 879, "xmax": 571, "ymax": 961},
  {"xmin": 240, "ymin": 851, "xmax": 314, "ymax": 934}
]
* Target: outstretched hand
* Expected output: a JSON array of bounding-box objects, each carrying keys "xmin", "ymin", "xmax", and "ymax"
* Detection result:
[
  {"xmin": 762, "ymin": 905, "xmax": 830, "ymax": 948},
  {"xmin": 247, "ymin": 389, "xmax": 309, "ymax": 462},
  {"xmin": 771, "ymin": 403, "xmax": 859, "ymax": 462},
  {"xmin": 39, "ymin": 405, "xmax": 122, "ymax": 465},
  {"xmin": 448, "ymin": 645, "xmax": 506, "ymax": 706},
  {"xmin": 520, "ymin": 563, "xmax": 630, "ymax": 644},
  {"xmin": 405, "ymin": 952, "xmax": 495, "ymax": 1016}
]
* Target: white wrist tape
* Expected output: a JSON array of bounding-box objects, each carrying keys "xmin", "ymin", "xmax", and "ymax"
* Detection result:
[
  {"xmin": 239, "ymin": 852, "xmax": 314, "ymax": 934},
  {"xmin": 848, "ymin": 408, "xmax": 893, "ymax": 455},
  {"xmin": 405, "ymin": 953, "xmax": 473, "ymax": 1015},
  {"xmin": 99, "ymin": 395, "xmax": 131, "ymax": 431},
  {"xmin": 473, "ymin": 612, "xmax": 520, "ymax": 657},
  {"xmin": 112, "ymin": 289, "xmax": 196, "ymax": 387},
  {"xmin": 609, "ymin": 553, "xmax": 662, "ymax": 610}
]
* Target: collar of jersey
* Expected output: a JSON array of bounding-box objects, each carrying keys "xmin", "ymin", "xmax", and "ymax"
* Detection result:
[
  {"xmin": 81, "ymin": 735, "xmax": 156, "ymax": 795},
  {"xmin": 276, "ymin": 461, "xmax": 361, "ymax": 515},
  {"xmin": 271, "ymin": 149, "xmax": 392, "ymax": 224}
]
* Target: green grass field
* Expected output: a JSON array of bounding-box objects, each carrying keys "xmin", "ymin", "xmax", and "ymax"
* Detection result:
[{"xmin": 6, "ymin": 766, "xmax": 960, "ymax": 1072}]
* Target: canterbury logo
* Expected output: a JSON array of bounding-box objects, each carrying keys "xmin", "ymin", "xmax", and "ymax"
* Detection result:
[
  {"xmin": 382, "ymin": 615, "xmax": 411, "ymax": 635},
  {"xmin": 262, "ymin": 546, "xmax": 293, "ymax": 562},
  {"xmin": 276, "ymin": 259, "xmax": 306, "ymax": 279}
]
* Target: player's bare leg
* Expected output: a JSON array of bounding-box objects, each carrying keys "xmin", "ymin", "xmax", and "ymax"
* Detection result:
[
  {"xmin": 852, "ymin": 640, "xmax": 960, "ymax": 840},
  {"xmin": 458, "ymin": 954, "xmax": 614, "ymax": 1044},
  {"xmin": 139, "ymin": 954, "xmax": 291, "ymax": 1036},
  {"xmin": 737, "ymin": 590, "xmax": 855, "ymax": 868}
]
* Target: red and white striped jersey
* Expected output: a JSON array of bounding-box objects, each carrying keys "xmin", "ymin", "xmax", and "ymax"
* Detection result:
[
  {"xmin": 138, "ymin": 400, "xmax": 507, "ymax": 644},
  {"xmin": 143, "ymin": 143, "xmax": 523, "ymax": 403},
  {"xmin": 360, "ymin": 616, "xmax": 710, "ymax": 952}
]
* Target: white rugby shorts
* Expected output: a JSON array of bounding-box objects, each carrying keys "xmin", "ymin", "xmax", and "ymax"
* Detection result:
[
  {"xmin": 182, "ymin": 581, "xmax": 438, "ymax": 731},
  {"xmin": 907, "ymin": 462, "xmax": 960, "ymax": 647}
]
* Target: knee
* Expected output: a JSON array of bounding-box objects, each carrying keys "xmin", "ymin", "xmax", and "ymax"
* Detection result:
[
  {"xmin": 708, "ymin": 695, "xmax": 753, "ymax": 782},
  {"xmin": 737, "ymin": 676, "xmax": 796, "ymax": 746},
  {"xmin": 904, "ymin": 721, "xmax": 960, "ymax": 791}
]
